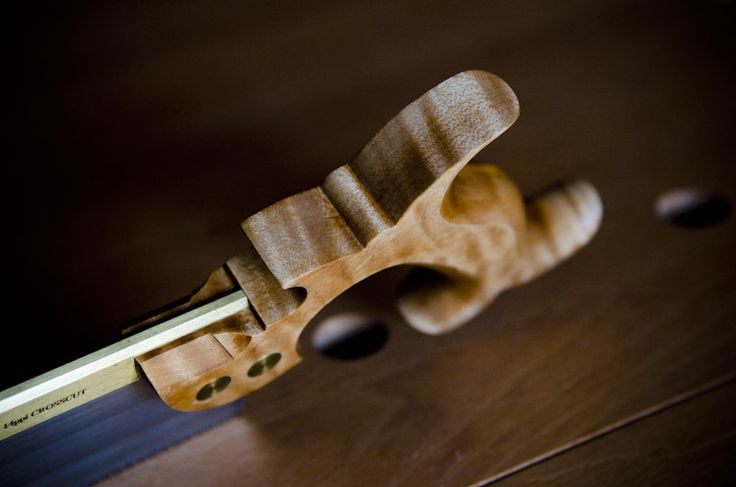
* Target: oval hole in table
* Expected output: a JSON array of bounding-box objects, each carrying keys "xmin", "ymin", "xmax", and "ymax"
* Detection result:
[
  {"xmin": 655, "ymin": 188, "xmax": 731, "ymax": 228},
  {"xmin": 312, "ymin": 313, "xmax": 388, "ymax": 360}
]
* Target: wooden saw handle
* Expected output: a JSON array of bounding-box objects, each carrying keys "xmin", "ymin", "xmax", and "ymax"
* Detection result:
[{"xmin": 137, "ymin": 70, "xmax": 602, "ymax": 411}]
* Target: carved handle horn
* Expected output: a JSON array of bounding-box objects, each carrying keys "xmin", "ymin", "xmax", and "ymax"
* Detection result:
[{"xmin": 138, "ymin": 70, "xmax": 602, "ymax": 411}]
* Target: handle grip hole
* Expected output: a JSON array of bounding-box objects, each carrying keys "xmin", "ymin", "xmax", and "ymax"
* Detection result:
[{"xmin": 655, "ymin": 188, "xmax": 731, "ymax": 228}]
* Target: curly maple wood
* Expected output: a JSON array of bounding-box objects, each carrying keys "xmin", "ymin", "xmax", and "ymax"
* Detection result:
[{"xmin": 137, "ymin": 70, "xmax": 602, "ymax": 411}]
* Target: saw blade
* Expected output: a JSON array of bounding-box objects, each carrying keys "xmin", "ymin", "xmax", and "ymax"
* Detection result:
[
  {"xmin": 0, "ymin": 291, "xmax": 248, "ymax": 440},
  {"xmin": 0, "ymin": 379, "xmax": 244, "ymax": 486}
]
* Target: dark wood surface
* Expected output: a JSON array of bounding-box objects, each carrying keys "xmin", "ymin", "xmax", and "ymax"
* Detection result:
[
  {"xmin": 497, "ymin": 382, "xmax": 736, "ymax": 486},
  {"xmin": 8, "ymin": 0, "xmax": 736, "ymax": 485}
]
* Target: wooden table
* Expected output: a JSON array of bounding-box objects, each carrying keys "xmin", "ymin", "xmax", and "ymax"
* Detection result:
[{"xmin": 8, "ymin": 0, "xmax": 735, "ymax": 484}]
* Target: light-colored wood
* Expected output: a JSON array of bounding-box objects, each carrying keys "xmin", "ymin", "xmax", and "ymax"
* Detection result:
[{"xmin": 138, "ymin": 71, "xmax": 602, "ymax": 412}]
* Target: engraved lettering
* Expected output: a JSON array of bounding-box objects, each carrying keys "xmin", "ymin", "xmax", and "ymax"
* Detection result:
[
  {"xmin": 3, "ymin": 413, "xmax": 28, "ymax": 429},
  {"xmin": 4, "ymin": 389, "xmax": 86, "ymax": 429}
]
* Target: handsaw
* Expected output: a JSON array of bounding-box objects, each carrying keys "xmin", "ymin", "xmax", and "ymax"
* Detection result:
[{"xmin": 0, "ymin": 70, "xmax": 602, "ymax": 485}]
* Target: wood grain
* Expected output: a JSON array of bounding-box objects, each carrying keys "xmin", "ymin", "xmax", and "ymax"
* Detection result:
[
  {"xmin": 137, "ymin": 71, "xmax": 602, "ymax": 412},
  {"xmin": 493, "ymin": 380, "xmax": 736, "ymax": 486},
  {"xmin": 8, "ymin": 0, "xmax": 734, "ymax": 485},
  {"xmin": 105, "ymin": 211, "xmax": 736, "ymax": 485}
]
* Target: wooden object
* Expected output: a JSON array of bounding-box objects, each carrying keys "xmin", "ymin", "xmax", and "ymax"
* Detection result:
[
  {"xmin": 11, "ymin": 1, "xmax": 731, "ymax": 484},
  {"xmin": 137, "ymin": 71, "xmax": 602, "ymax": 412}
]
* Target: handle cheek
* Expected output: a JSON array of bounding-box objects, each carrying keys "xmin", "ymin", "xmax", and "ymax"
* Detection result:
[
  {"xmin": 396, "ymin": 163, "xmax": 524, "ymax": 334},
  {"xmin": 395, "ymin": 166, "xmax": 603, "ymax": 335}
]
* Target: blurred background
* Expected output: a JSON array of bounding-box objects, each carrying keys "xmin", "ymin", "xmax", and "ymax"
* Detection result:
[{"xmin": 5, "ymin": 0, "xmax": 735, "ymax": 387}]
